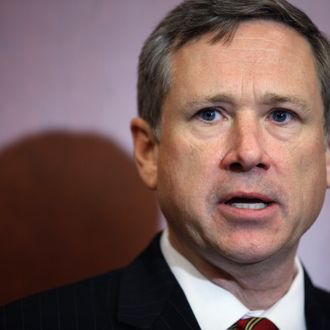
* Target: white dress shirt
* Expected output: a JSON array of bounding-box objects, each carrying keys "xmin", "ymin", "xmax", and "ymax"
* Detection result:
[{"xmin": 160, "ymin": 229, "xmax": 306, "ymax": 330}]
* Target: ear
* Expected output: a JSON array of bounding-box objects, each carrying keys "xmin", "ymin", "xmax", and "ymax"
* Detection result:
[
  {"xmin": 326, "ymin": 138, "xmax": 330, "ymax": 188},
  {"xmin": 130, "ymin": 117, "xmax": 159, "ymax": 190}
]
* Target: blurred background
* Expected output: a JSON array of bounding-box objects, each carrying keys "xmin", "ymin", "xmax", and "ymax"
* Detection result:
[{"xmin": 0, "ymin": 0, "xmax": 329, "ymax": 305}]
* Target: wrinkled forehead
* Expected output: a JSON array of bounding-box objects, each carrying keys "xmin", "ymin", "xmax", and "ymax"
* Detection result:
[
  {"xmin": 171, "ymin": 19, "xmax": 316, "ymax": 69},
  {"xmin": 167, "ymin": 20, "xmax": 319, "ymax": 93}
]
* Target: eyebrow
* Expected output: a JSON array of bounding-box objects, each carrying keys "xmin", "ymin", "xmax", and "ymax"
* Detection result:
[
  {"xmin": 261, "ymin": 93, "xmax": 311, "ymax": 112},
  {"xmin": 184, "ymin": 93, "xmax": 235, "ymax": 109},
  {"xmin": 184, "ymin": 92, "xmax": 311, "ymax": 112}
]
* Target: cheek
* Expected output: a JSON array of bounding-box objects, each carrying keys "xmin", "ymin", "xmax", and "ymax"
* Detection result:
[
  {"xmin": 299, "ymin": 146, "xmax": 327, "ymax": 208},
  {"xmin": 157, "ymin": 138, "xmax": 216, "ymax": 203},
  {"xmin": 284, "ymin": 139, "xmax": 327, "ymax": 225},
  {"xmin": 277, "ymin": 136, "xmax": 326, "ymax": 180}
]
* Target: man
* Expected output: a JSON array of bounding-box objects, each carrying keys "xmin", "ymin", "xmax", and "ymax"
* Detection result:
[{"xmin": 1, "ymin": 0, "xmax": 330, "ymax": 329}]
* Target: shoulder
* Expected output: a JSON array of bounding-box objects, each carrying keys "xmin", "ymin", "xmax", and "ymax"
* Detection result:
[
  {"xmin": 0, "ymin": 268, "xmax": 124, "ymax": 329},
  {"xmin": 310, "ymin": 284, "xmax": 330, "ymax": 305},
  {"xmin": 304, "ymin": 270, "xmax": 330, "ymax": 306},
  {"xmin": 304, "ymin": 271, "xmax": 330, "ymax": 327},
  {"xmin": 0, "ymin": 234, "xmax": 166, "ymax": 329}
]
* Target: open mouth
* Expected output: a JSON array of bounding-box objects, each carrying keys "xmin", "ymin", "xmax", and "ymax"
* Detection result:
[{"xmin": 224, "ymin": 197, "xmax": 271, "ymax": 210}]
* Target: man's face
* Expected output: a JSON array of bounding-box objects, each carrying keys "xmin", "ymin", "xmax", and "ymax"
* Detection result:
[{"xmin": 138, "ymin": 20, "xmax": 330, "ymax": 266}]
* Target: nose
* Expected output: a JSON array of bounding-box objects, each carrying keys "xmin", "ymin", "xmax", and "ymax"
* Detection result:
[{"xmin": 220, "ymin": 116, "xmax": 271, "ymax": 172}]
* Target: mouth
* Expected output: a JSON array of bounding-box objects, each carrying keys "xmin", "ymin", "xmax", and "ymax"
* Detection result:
[
  {"xmin": 225, "ymin": 197, "xmax": 271, "ymax": 210},
  {"xmin": 222, "ymin": 193, "xmax": 274, "ymax": 211},
  {"xmin": 218, "ymin": 192, "xmax": 277, "ymax": 221}
]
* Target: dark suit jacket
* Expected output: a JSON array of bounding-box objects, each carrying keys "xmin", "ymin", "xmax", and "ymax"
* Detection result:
[{"xmin": 1, "ymin": 235, "xmax": 330, "ymax": 330}]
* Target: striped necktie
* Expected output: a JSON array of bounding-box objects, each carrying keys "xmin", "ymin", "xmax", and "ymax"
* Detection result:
[{"xmin": 228, "ymin": 317, "xmax": 279, "ymax": 329}]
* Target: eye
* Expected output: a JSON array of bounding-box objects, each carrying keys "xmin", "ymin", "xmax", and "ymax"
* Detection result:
[
  {"xmin": 197, "ymin": 107, "xmax": 223, "ymax": 122},
  {"xmin": 269, "ymin": 109, "xmax": 295, "ymax": 124}
]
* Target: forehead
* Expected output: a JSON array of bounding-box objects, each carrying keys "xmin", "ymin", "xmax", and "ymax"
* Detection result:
[
  {"xmin": 172, "ymin": 19, "xmax": 316, "ymax": 68},
  {"xmin": 165, "ymin": 20, "xmax": 320, "ymax": 106}
]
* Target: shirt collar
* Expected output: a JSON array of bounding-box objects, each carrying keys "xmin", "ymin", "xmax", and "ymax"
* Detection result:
[{"xmin": 160, "ymin": 228, "xmax": 306, "ymax": 330}]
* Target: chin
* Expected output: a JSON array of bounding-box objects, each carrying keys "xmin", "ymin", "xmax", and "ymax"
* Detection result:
[
  {"xmin": 225, "ymin": 250, "xmax": 275, "ymax": 265},
  {"xmin": 206, "ymin": 239, "xmax": 284, "ymax": 266}
]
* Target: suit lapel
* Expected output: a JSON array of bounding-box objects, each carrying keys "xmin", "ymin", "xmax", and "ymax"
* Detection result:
[{"xmin": 117, "ymin": 235, "xmax": 201, "ymax": 329}]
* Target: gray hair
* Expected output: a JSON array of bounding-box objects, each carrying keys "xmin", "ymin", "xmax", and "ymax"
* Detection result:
[{"xmin": 137, "ymin": 0, "xmax": 330, "ymax": 137}]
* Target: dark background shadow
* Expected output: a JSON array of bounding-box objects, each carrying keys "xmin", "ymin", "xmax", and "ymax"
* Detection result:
[{"xmin": 0, "ymin": 131, "xmax": 159, "ymax": 305}]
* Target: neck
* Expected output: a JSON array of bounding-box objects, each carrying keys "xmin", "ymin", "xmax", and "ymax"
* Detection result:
[
  {"xmin": 210, "ymin": 256, "xmax": 297, "ymax": 310},
  {"xmin": 168, "ymin": 230, "xmax": 298, "ymax": 310}
]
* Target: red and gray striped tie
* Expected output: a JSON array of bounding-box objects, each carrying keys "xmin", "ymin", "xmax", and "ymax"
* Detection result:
[{"xmin": 229, "ymin": 317, "xmax": 279, "ymax": 330}]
